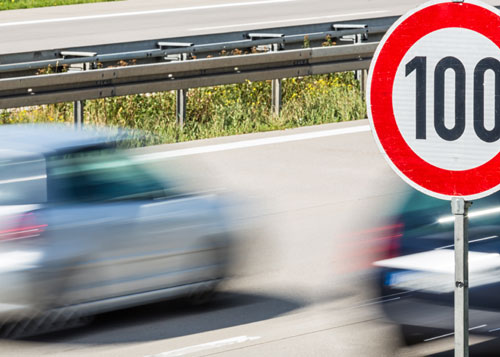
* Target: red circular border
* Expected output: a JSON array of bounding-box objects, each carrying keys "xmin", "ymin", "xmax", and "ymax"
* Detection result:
[{"xmin": 369, "ymin": 1, "xmax": 500, "ymax": 198}]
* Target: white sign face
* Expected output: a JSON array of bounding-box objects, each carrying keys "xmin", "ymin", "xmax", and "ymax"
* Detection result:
[
  {"xmin": 367, "ymin": 0, "xmax": 500, "ymax": 200},
  {"xmin": 393, "ymin": 27, "xmax": 500, "ymax": 171}
]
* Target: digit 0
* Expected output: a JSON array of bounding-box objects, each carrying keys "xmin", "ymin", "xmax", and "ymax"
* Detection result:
[
  {"xmin": 474, "ymin": 57, "xmax": 500, "ymax": 143},
  {"xmin": 405, "ymin": 56, "xmax": 500, "ymax": 142},
  {"xmin": 433, "ymin": 57, "xmax": 465, "ymax": 141}
]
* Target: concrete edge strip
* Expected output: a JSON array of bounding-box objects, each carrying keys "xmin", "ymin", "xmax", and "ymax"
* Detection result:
[{"xmin": 136, "ymin": 124, "xmax": 371, "ymax": 161}]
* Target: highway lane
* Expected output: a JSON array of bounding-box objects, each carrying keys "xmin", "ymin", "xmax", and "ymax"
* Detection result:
[
  {"xmin": 0, "ymin": 120, "xmax": 471, "ymax": 356},
  {"xmin": 1, "ymin": 0, "xmax": 500, "ymax": 53},
  {"xmin": 1, "ymin": 2, "xmax": 500, "ymax": 355}
]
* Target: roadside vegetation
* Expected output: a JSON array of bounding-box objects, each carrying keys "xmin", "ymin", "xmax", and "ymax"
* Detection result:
[
  {"xmin": 0, "ymin": 0, "xmax": 119, "ymax": 11},
  {"xmin": 0, "ymin": 72, "xmax": 365, "ymax": 145}
]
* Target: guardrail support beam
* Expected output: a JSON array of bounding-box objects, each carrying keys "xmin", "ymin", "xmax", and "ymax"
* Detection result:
[
  {"xmin": 333, "ymin": 25, "xmax": 369, "ymax": 96},
  {"xmin": 174, "ymin": 53, "xmax": 189, "ymax": 126},
  {"xmin": 272, "ymin": 78, "xmax": 282, "ymax": 116},
  {"xmin": 158, "ymin": 44, "xmax": 193, "ymax": 127},
  {"xmin": 176, "ymin": 87, "xmax": 187, "ymax": 127},
  {"xmin": 271, "ymin": 43, "xmax": 283, "ymax": 116},
  {"xmin": 61, "ymin": 51, "xmax": 97, "ymax": 129},
  {"xmin": 354, "ymin": 33, "xmax": 368, "ymax": 95},
  {"xmin": 73, "ymin": 100, "xmax": 84, "ymax": 129},
  {"xmin": 247, "ymin": 36, "xmax": 284, "ymax": 116}
]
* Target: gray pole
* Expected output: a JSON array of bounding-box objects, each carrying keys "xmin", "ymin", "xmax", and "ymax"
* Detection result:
[
  {"xmin": 176, "ymin": 53, "xmax": 188, "ymax": 126},
  {"xmin": 354, "ymin": 34, "xmax": 367, "ymax": 96},
  {"xmin": 62, "ymin": 54, "xmax": 94, "ymax": 130},
  {"xmin": 271, "ymin": 78, "xmax": 282, "ymax": 116},
  {"xmin": 73, "ymin": 100, "xmax": 84, "ymax": 129},
  {"xmin": 271, "ymin": 43, "xmax": 282, "ymax": 116},
  {"xmin": 359, "ymin": 69, "xmax": 367, "ymax": 96},
  {"xmin": 452, "ymin": 197, "xmax": 471, "ymax": 357},
  {"xmin": 176, "ymin": 88, "xmax": 186, "ymax": 127}
]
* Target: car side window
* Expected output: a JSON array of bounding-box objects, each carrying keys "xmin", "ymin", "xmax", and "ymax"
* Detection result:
[
  {"xmin": 47, "ymin": 148, "xmax": 169, "ymax": 203},
  {"xmin": 0, "ymin": 150, "xmax": 46, "ymax": 205}
]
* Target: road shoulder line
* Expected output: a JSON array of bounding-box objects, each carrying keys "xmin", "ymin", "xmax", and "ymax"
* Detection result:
[{"xmin": 137, "ymin": 125, "xmax": 371, "ymax": 160}]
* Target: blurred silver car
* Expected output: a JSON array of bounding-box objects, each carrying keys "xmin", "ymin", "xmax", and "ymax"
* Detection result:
[{"xmin": 0, "ymin": 125, "xmax": 234, "ymax": 335}]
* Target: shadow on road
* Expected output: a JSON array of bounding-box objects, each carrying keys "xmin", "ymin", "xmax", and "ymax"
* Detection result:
[
  {"xmin": 19, "ymin": 291, "xmax": 304, "ymax": 345},
  {"xmin": 425, "ymin": 337, "xmax": 500, "ymax": 356}
]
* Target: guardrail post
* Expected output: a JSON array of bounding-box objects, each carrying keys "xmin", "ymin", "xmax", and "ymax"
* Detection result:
[
  {"xmin": 333, "ymin": 24, "xmax": 368, "ymax": 95},
  {"xmin": 158, "ymin": 42, "xmax": 193, "ymax": 127},
  {"xmin": 176, "ymin": 53, "xmax": 188, "ymax": 126},
  {"xmin": 355, "ymin": 34, "xmax": 368, "ymax": 95},
  {"xmin": 61, "ymin": 51, "xmax": 97, "ymax": 129},
  {"xmin": 271, "ymin": 44, "xmax": 282, "ymax": 116},
  {"xmin": 73, "ymin": 100, "xmax": 84, "ymax": 129},
  {"xmin": 248, "ymin": 34, "xmax": 284, "ymax": 116}
]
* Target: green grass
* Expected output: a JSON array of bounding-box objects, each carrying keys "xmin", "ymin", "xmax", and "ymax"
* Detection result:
[
  {"xmin": 1, "ymin": 72, "xmax": 366, "ymax": 146},
  {"xmin": 0, "ymin": 0, "xmax": 119, "ymax": 10}
]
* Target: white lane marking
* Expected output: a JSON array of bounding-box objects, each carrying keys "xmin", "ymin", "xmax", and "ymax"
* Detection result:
[
  {"xmin": 374, "ymin": 250, "xmax": 500, "ymax": 274},
  {"xmin": 136, "ymin": 125, "xmax": 370, "ymax": 161},
  {"xmin": 0, "ymin": 174, "xmax": 46, "ymax": 185},
  {"xmin": 190, "ymin": 11, "xmax": 389, "ymax": 31},
  {"xmin": 424, "ymin": 325, "xmax": 487, "ymax": 342},
  {"xmin": 145, "ymin": 336, "xmax": 261, "ymax": 357},
  {"xmin": 439, "ymin": 206, "xmax": 500, "ymax": 223},
  {"xmin": 436, "ymin": 235, "xmax": 499, "ymax": 250},
  {"xmin": 345, "ymin": 296, "xmax": 401, "ymax": 310},
  {"xmin": 0, "ymin": 0, "xmax": 295, "ymax": 27},
  {"xmin": 358, "ymin": 291, "xmax": 411, "ymax": 303}
]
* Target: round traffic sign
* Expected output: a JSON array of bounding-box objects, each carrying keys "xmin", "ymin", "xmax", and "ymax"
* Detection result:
[{"xmin": 367, "ymin": 0, "xmax": 500, "ymax": 200}]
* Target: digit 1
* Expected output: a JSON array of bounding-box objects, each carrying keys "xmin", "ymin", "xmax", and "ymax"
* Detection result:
[
  {"xmin": 434, "ymin": 57, "xmax": 466, "ymax": 141},
  {"xmin": 474, "ymin": 57, "xmax": 500, "ymax": 143},
  {"xmin": 406, "ymin": 56, "xmax": 427, "ymax": 139}
]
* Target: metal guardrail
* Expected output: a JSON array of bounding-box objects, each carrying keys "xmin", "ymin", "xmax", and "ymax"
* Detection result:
[
  {"xmin": 3, "ymin": 7, "xmax": 500, "ymax": 123},
  {"xmin": 0, "ymin": 28, "xmax": 368, "ymax": 76},
  {"xmin": 0, "ymin": 14, "xmax": 399, "ymax": 121},
  {"xmin": 0, "ymin": 15, "xmax": 396, "ymax": 74},
  {"xmin": 0, "ymin": 42, "xmax": 377, "ymax": 109}
]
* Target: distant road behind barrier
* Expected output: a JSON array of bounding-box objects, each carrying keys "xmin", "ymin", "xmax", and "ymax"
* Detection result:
[{"xmin": 1, "ymin": 0, "xmax": 499, "ymax": 54}]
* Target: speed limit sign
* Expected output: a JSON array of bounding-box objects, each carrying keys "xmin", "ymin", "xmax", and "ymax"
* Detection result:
[{"xmin": 367, "ymin": 0, "xmax": 500, "ymax": 200}]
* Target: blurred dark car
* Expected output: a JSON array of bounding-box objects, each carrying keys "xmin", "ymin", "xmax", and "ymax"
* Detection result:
[
  {"xmin": 0, "ymin": 125, "xmax": 235, "ymax": 336},
  {"xmin": 374, "ymin": 188, "xmax": 500, "ymax": 345}
]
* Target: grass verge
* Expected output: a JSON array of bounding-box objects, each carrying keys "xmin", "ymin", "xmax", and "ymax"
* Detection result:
[
  {"xmin": 0, "ymin": 0, "xmax": 119, "ymax": 11},
  {"xmin": 1, "ymin": 72, "xmax": 366, "ymax": 145}
]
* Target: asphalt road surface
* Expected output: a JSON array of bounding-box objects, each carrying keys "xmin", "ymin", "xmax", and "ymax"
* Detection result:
[
  {"xmin": 0, "ymin": 120, "xmax": 492, "ymax": 356},
  {"xmin": 1, "ymin": 0, "xmax": 500, "ymax": 53},
  {"xmin": 3, "ymin": 1, "xmax": 500, "ymax": 356}
]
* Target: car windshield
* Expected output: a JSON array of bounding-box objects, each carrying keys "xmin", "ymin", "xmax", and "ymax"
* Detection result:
[{"xmin": 47, "ymin": 148, "xmax": 167, "ymax": 203}]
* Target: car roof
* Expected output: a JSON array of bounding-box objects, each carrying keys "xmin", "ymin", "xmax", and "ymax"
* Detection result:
[{"xmin": 0, "ymin": 124, "xmax": 134, "ymax": 155}]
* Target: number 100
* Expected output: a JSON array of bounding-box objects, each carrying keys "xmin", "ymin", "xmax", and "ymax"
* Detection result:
[{"xmin": 406, "ymin": 56, "xmax": 500, "ymax": 143}]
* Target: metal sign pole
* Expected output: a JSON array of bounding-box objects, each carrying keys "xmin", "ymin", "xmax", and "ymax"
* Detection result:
[{"xmin": 452, "ymin": 197, "xmax": 471, "ymax": 357}]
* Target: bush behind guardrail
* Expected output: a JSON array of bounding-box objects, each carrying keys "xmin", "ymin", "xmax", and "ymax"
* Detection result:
[
  {"xmin": 0, "ymin": 72, "xmax": 365, "ymax": 145},
  {"xmin": 0, "ymin": 0, "xmax": 119, "ymax": 11}
]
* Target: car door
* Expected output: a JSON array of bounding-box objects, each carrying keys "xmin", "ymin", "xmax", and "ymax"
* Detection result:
[
  {"xmin": 133, "ymin": 193, "xmax": 221, "ymax": 290},
  {"xmin": 45, "ymin": 147, "xmax": 175, "ymax": 302}
]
